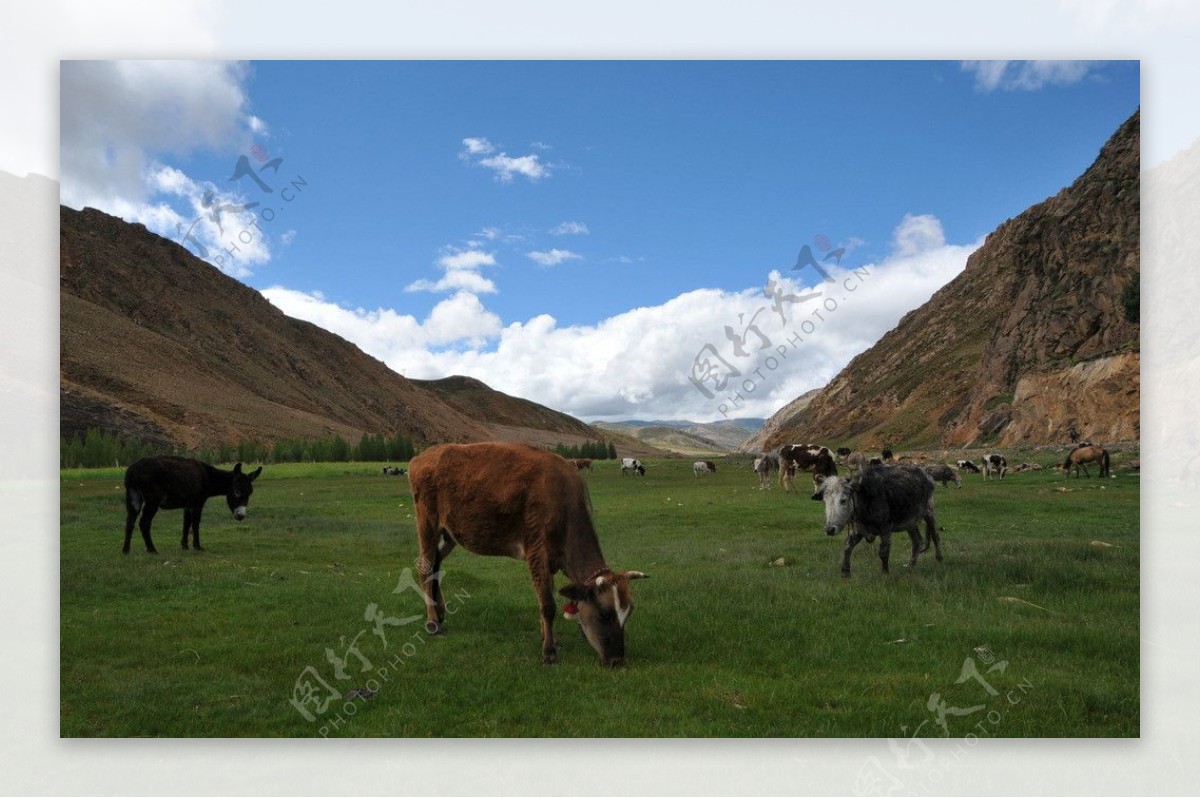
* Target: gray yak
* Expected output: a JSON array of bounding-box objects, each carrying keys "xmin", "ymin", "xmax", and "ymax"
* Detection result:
[{"xmin": 811, "ymin": 463, "xmax": 942, "ymax": 577}]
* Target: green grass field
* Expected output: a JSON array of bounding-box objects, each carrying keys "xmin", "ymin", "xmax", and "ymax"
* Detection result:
[{"xmin": 60, "ymin": 454, "xmax": 1139, "ymax": 737}]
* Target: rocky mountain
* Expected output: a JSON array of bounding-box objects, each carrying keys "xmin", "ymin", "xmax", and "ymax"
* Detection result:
[
  {"xmin": 758, "ymin": 110, "xmax": 1140, "ymax": 451},
  {"xmin": 59, "ymin": 205, "xmax": 606, "ymax": 452},
  {"xmin": 739, "ymin": 389, "xmax": 820, "ymax": 453}
]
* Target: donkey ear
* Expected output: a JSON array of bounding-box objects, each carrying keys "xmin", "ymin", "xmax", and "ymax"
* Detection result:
[
  {"xmin": 232, "ymin": 462, "xmax": 243, "ymax": 475},
  {"xmin": 559, "ymin": 583, "xmax": 589, "ymax": 601},
  {"xmin": 248, "ymin": 466, "xmax": 263, "ymax": 481}
]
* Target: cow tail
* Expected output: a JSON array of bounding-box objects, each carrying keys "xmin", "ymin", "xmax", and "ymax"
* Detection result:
[
  {"xmin": 1103, "ymin": 449, "xmax": 1111, "ymax": 477},
  {"xmin": 1062, "ymin": 452, "xmax": 1073, "ymax": 472}
]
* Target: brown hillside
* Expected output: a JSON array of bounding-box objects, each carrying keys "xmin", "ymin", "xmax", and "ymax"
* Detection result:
[
  {"xmin": 762, "ymin": 110, "xmax": 1140, "ymax": 451},
  {"xmin": 60, "ymin": 205, "xmax": 600, "ymax": 451}
]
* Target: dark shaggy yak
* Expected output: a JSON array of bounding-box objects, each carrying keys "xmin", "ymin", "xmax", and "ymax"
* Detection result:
[{"xmin": 812, "ymin": 463, "xmax": 942, "ymax": 578}]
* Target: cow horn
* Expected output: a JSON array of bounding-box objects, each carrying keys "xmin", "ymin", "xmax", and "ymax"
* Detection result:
[{"xmin": 625, "ymin": 570, "xmax": 649, "ymax": 580}]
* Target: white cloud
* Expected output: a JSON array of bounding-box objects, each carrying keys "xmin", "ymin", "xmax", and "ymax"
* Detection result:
[
  {"xmin": 406, "ymin": 246, "xmax": 499, "ymax": 294},
  {"xmin": 265, "ymin": 214, "xmax": 981, "ymax": 423},
  {"xmin": 890, "ymin": 213, "xmax": 946, "ymax": 257},
  {"xmin": 478, "ymin": 152, "xmax": 547, "ymax": 182},
  {"xmin": 438, "ymin": 249, "xmax": 496, "ymax": 270},
  {"xmin": 460, "ymin": 137, "xmax": 495, "ymax": 157},
  {"xmin": 406, "ymin": 270, "xmax": 498, "ymax": 295},
  {"xmin": 527, "ymin": 248, "xmax": 582, "ymax": 267},
  {"xmin": 61, "ymin": 60, "xmax": 255, "ymax": 209},
  {"xmin": 424, "ymin": 292, "xmax": 503, "ymax": 346},
  {"xmin": 459, "ymin": 135, "xmax": 549, "ymax": 182},
  {"xmin": 961, "ymin": 60, "xmax": 1101, "ymax": 92},
  {"xmin": 552, "ymin": 221, "xmax": 590, "ymax": 236},
  {"xmin": 59, "ymin": 60, "xmax": 272, "ymax": 278}
]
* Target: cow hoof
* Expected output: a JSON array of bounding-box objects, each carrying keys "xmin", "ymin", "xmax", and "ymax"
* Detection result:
[
  {"xmin": 147, "ymin": 549, "xmax": 158, "ymax": 555},
  {"xmin": 122, "ymin": 548, "xmax": 130, "ymax": 555},
  {"xmin": 543, "ymin": 651, "xmax": 559, "ymax": 665},
  {"xmin": 425, "ymin": 620, "xmax": 441, "ymax": 635},
  {"xmin": 841, "ymin": 571, "xmax": 851, "ymax": 579}
]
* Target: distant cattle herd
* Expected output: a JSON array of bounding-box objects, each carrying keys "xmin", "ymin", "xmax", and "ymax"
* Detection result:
[{"xmin": 117, "ymin": 437, "xmax": 1118, "ymax": 667}]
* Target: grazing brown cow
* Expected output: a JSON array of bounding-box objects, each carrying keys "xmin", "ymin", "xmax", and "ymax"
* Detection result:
[
  {"xmin": 409, "ymin": 442, "xmax": 647, "ymax": 667},
  {"xmin": 573, "ymin": 458, "xmax": 593, "ymax": 473},
  {"xmin": 779, "ymin": 444, "xmax": 838, "ymax": 491}
]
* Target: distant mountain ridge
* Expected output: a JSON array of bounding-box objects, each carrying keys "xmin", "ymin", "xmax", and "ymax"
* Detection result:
[
  {"xmin": 59, "ymin": 205, "xmax": 613, "ymax": 452},
  {"xmin": 757, "ymin": 110, "xmax": 1140, "ymax": 450},
  {"xmin": 594, "ymin": 418, "xmax": 765, "ymax": 455}
]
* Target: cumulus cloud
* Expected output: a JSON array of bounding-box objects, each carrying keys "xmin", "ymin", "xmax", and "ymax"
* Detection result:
[
  {"xmin": 438, "ymin": 249, "xmax": 496, "ymax": 270},
  {"xmin": 261, "ymin": 286, "xmax": 501, "ymax": 356},
  {"xmin": 961, "ymin": 60, "xmax": 1101, "ymax": 92},
  {"xmin": 405, "ymin": 270, "xmax": 498, "ymax": 295},
  {"xmin": 460, "ymin": 137, "xmax": 495, "ymax": 157},
  {"xmin": 406, "ymin": 247, "xmax": 499, "ymax": 294},
  {"xmin": 459, "ymin": 135, "xmax": 549, "ymax": 182},
  {"xmin": 552, "ymin": 221, "xmax": 589, "ymax": 235},
  {"xmin": 479, "ymin": 153, "xmax": 547, "ymax": 182},
  {"xmin": 265, "ymin": 214, "xmax": 981, "ymax": 423},
  {"xmin": 59, "ymin": 60, "xmax": 274, "ymax": 278},
  {"xmin": 891, "ymin": 213, "xmax": 946, "ymax": 257},
  {"xmin": 527, "ymin": 248, "xmax": 582, "ymax": 267}
]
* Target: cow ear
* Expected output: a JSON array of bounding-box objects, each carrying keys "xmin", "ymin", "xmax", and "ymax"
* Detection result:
[
  {"xmin": 559, "ymin": 583, "xmax": 589, "ymax": 601},
  {"xmin": 249, "ymin": 466, "xmax": 263, "ymax": 481},
  {"xmin": 810, "ymin": 487, "xmax": 824, "ymax": 501}
]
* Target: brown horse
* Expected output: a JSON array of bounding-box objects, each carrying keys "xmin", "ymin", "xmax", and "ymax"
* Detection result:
[{"xmin": 1063, "ymin": 444, "xmax": 1111, "ymax": 478}]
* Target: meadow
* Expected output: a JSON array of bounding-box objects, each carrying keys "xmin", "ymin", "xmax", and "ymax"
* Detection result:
[{"xmin": 60, "ymin": 453, "xmax": 1139, "ymax": 738}]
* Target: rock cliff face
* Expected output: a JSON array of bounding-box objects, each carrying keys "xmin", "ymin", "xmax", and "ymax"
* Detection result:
[{"xmin": 761, "ymin": 110, "xmax": 1140, "ymax": 450}]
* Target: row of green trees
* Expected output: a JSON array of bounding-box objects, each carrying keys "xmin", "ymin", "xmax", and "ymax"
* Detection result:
[
  {"xmin": 553, "ymin": 439, "xmax": 618, "ymax": 460},
  {"xmin": 60, "ymin": 428, "xmax": 417, "ymax": 469}
]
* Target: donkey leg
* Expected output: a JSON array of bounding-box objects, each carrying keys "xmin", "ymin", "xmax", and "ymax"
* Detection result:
[
  {"xmin": 139, "ymin": 503, "xmax": 159, "ymax": 554},
  {"xmin": 181, "ymin": 508, "xmax": 193, "ymax": 549},
  {"xmin": 878, "ymin": 532, "xmax": 892, "ymax": 574},
  {"xmin": 123, "ymin": 489, "xmax": 141, "ymax": 554},
  {"xmin": 191, "ymin": 504, "xmax": 204, "ymax": 550}
]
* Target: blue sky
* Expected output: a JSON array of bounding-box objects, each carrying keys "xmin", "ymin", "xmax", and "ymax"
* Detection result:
[{"xmin": 60, "ymin": 60, "xmax": 1140, "ymax": 422}]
